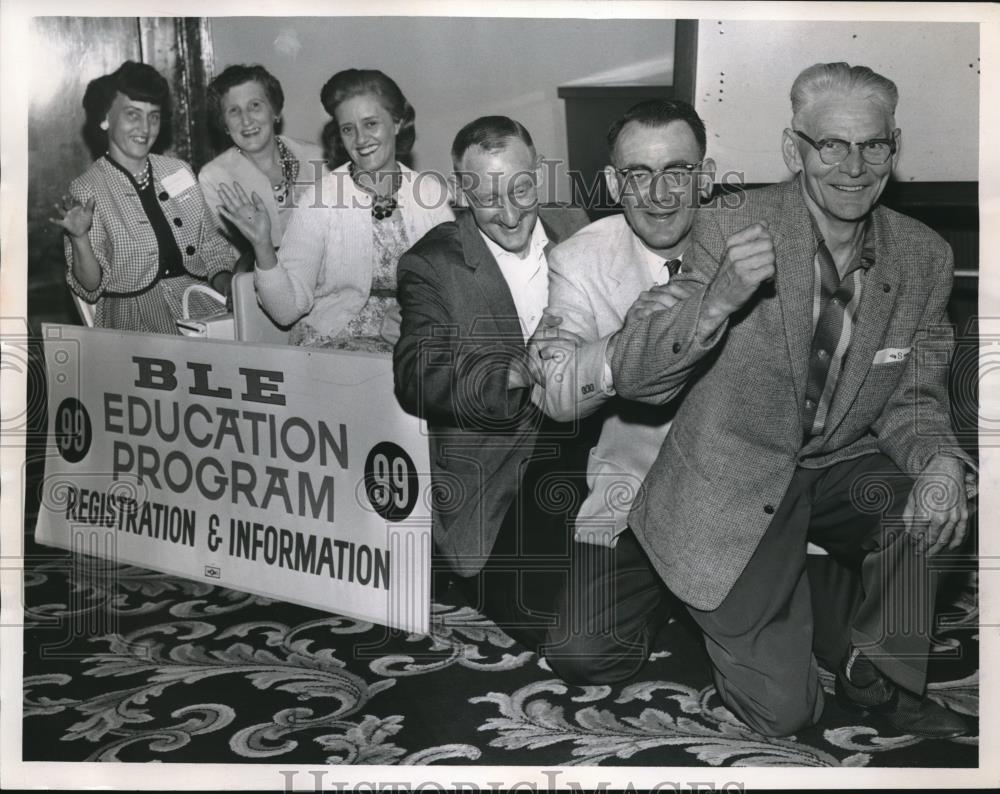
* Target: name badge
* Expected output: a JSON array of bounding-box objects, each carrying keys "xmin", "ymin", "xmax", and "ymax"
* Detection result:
[
  {"xmin": 873, "ymin": 346, "xmax": 912, "ymax": 365},
  {"xmin": 160, "ymin": 168, "xmax": 197, "ymax": 198}
]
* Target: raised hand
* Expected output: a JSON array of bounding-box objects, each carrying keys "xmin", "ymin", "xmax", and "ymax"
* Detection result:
[
  {"xmin": 704, "ymin": 221, "xmax": 775, "ymax": 317},
  {"xmin": 217, "ymin": 182, "xmax": 272, "ymax": 250},
  {"xmin": 49, "ymin": 195, "xmax": 96, "ymax": 238}
]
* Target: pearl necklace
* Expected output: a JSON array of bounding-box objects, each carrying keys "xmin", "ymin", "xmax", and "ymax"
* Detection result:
[{"xmin": 134, "ymin": 159, "xmax": 152, "ymax": 191}]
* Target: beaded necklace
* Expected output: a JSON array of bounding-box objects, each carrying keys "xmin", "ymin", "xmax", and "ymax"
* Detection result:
[
  {"xmin": 239, "ymin": 137, "xmax": 299, "ymax": 205},
  {"xmin": 348, "ymin": 162, "xmax": 400, "ymax": 219}
]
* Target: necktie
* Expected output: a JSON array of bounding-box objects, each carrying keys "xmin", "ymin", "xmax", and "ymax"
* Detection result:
[
  {"xmin": 802, "ymin": 239, "xmax": 854, "ymax": 436},
  {"xmin": 655, "ymin": 258, "xmax": 682, "ymax": 285}
]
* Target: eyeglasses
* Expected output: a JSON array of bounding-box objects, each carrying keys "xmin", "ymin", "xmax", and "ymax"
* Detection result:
[
  {"xmin": 794, "ymin": 131, "xmax": 896, "ymax": 166},
  {"xmin": 615, "ymin": 161, "xmax": 704, "ymax": 190}
]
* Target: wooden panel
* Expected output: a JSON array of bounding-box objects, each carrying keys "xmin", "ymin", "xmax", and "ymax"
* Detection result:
[
  {"xmin": 140, "ymin": 17, "xmax": 215, "ymax": 171},
  {"xmin": 672, "ymin": 19, "xmax": 698, "ymax": 105},
  {"xmin": 27, "ymin": 17, "xmax": 141, "ymax": 326}
]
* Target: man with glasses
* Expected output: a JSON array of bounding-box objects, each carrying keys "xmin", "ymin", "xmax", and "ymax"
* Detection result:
[
  {"xmin": 394, "ymin": 116, "xmax": 587, "ymax": 651},
  {"xmin": 572, "ymin": 64, "xmax": 972, "ymax": 738},
  {"xmin": 530, "ymin": 99, "xmax": 718, "ymax": 675}
]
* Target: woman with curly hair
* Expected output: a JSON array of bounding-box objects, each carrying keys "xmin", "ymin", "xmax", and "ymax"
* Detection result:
[
  {"xmin": 199, "ymin": 63, "xmax": 325, "ymax": 254},
  {"xmin": 51, "ymin": 61, "xmax": 237, "ymax": 334}
]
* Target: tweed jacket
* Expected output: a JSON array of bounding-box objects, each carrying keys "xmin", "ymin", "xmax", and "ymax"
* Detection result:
[
  {"xmin": 65, "ymin": 154, "xmax": 235, "ymax": 303},
  {"xmin": 198, "ymin": 136, "xmax": 325, "ymax": 248},
  {"xmin": 394, "ymin": 211, "xmax": 574, "ymax": 576},
  {"xmin": 254, "ymin": 162, "xmax": 454, "ymax": 338},
  {"xmin": 542, "ymin": 213, "xmax": 709, "ymax": 544},
  {"xmin": 610, "ymin": 180, "xmax": 967, "ymax": 610}
]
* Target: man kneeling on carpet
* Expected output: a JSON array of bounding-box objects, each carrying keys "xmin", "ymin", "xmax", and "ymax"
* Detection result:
[{"xmin": 393, "ymin": 116, "xmax": 586, "ymax": 650}]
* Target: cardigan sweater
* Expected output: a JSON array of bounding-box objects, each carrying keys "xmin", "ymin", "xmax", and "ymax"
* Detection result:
[
  {"xmin": 254, "ymin": 162, "xmax": 454, "ymax": 339},
  {"xmin": 198, "ymin": 136, "xmax": 325, "ymax": 248}
]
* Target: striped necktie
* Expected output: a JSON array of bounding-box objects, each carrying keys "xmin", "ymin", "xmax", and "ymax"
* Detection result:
[{"xmin": 802, "ymin": 239, "xmax": 856, "ymax": 436}]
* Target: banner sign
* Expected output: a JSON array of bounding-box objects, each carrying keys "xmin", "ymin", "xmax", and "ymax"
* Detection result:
[{"xmin": 35, "ymin": 325, "xmax": 432, "ymax": 633}]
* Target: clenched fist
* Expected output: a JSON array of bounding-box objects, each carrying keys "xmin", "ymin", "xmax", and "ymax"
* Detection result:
[{"xmin": 697, "ymin": 222, "xmax": 775, "ymax": 340}]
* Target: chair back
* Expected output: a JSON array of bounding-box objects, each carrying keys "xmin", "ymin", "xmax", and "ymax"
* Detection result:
[
  {"xmin": 71, "ymin": 293, "xmax": 96, "ymax": 327},
  {"xmin": 232, "ymin": 272, "xmax": 290, "ymax": 344}
]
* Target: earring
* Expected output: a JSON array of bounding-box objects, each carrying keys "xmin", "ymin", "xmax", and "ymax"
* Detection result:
[{"xmin": 100, "ymin": 119, "xmax": 110, "ymax": 131}]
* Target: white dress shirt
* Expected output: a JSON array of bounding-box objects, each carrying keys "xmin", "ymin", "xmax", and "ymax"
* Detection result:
[
  {"xmin": 601, "ymin": 248, "xmax": 685, "ymax": 390},
  {"xmin": 480, "ymin": 221, "xmax": 550, "ymax": 342},
  {"xmin": 647, "ymin": 246, "xmax": 684, "ymax": 285}
]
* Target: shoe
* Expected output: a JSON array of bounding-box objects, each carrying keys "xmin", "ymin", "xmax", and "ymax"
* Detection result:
[{"xmin": 834, "ymin": 647, "xmax": 967, "ymax": 739}]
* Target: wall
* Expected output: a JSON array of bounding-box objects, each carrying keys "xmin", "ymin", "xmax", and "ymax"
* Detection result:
[
  {"xmin": 695, "ymin": 20, "xmax": 979, "ymax": 183},
  {"xmin": 210, "ymin": 16, "xmax": 674, "ymax": 197}
]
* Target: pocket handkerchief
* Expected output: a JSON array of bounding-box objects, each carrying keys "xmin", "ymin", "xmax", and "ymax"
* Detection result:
[{"xmin": 873, "ymin": 346, "xmax": 912, "ymax": 365}]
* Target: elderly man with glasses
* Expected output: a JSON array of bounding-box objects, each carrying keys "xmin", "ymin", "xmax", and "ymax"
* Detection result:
[{"xmin": 577, "ymin": 62, "xmax": 975, "ymax": 739}]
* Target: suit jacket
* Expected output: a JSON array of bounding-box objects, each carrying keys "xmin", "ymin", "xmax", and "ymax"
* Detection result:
[
  {"xmin": 66, "ymin": 154, "xmax": 235, "ymax": 302},
  {"xmin": 543, "ymin": 213, "xmax": 700, "ymax": 543},
  {"xmin": 394, "ymin": 210, "xmax": 578, "ymax": 576},
  {"xmin": 254, "ymin": 162, "xmax": 454, "ymax": 337},
  {"xmin": 198, "ymin": 136, "xmax": 325, "ymax": 248},
  {"xmin": 611, "ymin": 180, "xmax": 967, "ymax": 610}
]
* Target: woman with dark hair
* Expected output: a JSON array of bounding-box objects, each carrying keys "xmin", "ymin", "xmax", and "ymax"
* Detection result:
[
  {"xmin": 199, "ymin": 64, "xmax": 324, "ymax": 252},
  {"xmin": 50, "ymin": 61, "xmax": 236, "ymax": 334},
  {"xmin": 219, "ymin": 69, "xmax": 452, "ymax": 352}
]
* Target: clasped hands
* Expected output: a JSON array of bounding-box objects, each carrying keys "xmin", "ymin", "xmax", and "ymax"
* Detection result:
[{"xmin": 513, "ymin": 280, "xmax": 694, "ymax": 391}]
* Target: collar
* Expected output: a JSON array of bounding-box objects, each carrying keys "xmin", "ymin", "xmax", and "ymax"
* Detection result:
[
  {"xmin": 809, "ymin": 213, "xmax": 876, "ymax": 274},
  {"xmin": 478, "ymin": 218, "xmax": 549, "ymax": 266},
  {"xmin": 639, "ymin": 242, "xmax": 685, "ymax": 283},
  {"xmin": 333, "ymin": 160, "xmax": 414, "ymax": 208},
  {"xmin": 103, "ymin": 153, "xmax": 148, "ymax": 183}
]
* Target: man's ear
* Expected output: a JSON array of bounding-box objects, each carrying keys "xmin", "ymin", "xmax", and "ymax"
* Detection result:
[
  {"xmin": 697, "ymin": 157, "xmax": 717, "ymax": 202},
  {"xmin": 781, "ymin": 128, "xmax": 803, "ymax": 174},
  {"xmin": 890, "ymin": 128, "xmax": 901, "ymax": 170},
  {"xmin": 533, "ymin": 152, "xmax": 545, "ymax": 184},
  {"xmin": 448, "ymin": 173, "xmax": 464, "ymax": 207},
  {"xmin": 603, "ymin": 165, "xmax": 622, "ymax": 203}
]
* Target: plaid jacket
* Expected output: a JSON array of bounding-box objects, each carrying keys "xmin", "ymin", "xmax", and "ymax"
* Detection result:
[
  {"xmin": 65, "ymin": 154, "xmax": 235, "ymax": 302},
  {"xmin": 610, "ymin": 181, "xmax": 968, "ymax": 610},
  {"xmin": 253, "ymin": 162, "xmax": 454, "ymax": 339}
]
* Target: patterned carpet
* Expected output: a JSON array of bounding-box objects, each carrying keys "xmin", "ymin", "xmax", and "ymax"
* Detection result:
[{"xmin": 21, "ymin": 535, "xmax": 979, "ymax": 768}]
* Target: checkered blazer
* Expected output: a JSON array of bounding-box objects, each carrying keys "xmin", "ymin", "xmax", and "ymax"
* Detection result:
[
  {"xmin": 610, "ymin": 181, "xmax": 969, "ymax": 610},
  {"xmin": 65, "ymin": 154, "xmax": 235, "ymax": 303}
]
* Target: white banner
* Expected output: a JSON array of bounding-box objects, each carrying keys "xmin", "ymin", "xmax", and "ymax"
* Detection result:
[{"xmin": 34, "ymin": 325, "xmax": 432, "ymax": 633}]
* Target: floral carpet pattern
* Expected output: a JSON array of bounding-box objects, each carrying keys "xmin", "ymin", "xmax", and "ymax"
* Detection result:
[{"xmin": 21, "ymin": 543, "xmax": 979, "ymax": 767}]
